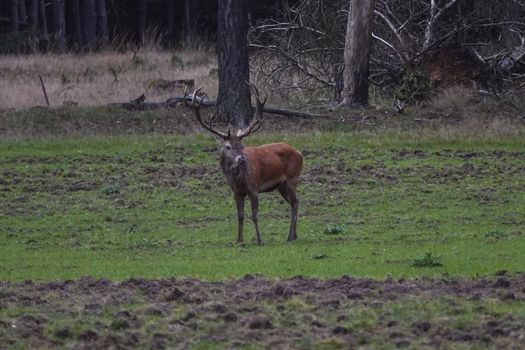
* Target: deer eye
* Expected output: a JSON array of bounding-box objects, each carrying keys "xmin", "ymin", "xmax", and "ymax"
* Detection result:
[{"xmin": 225, "ymin": 145, "xmax": 232, "ymax": 150}]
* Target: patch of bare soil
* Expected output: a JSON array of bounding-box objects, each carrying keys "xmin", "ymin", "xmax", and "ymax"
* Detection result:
[{"xmin": 1, "ymin": 274, "xmax": 525, "ymax": 349}]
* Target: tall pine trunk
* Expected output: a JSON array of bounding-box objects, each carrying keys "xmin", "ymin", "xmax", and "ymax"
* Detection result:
[
  {"xmin": 18, "ymin": 0, "xmax": 27, "ymax": 26},
  {"xmin": 39, "ymin": 0, "xmax": 49, "ymax": 51},
  {"xmin": 166, "ymin": 0, "xmax": 175, "ymax": 43},
  {"xmin": 82, "ymin": 0, "xmax": 97, "ymax": 49},
  {"xmin": 10, "ymin": 0, "xmax": 20, "ymax": 33},
  {"xmin": 96, "ymin": 0, "xmax": 108, "ymax": 47},
  {"xmin": 217, "ymin": 0, "xmax": 252, "ymax": 128},
  {"xmin": 183, "ymin": 0, "xmax": 198, "ymax": 38},
  {"xmin": 137, "ymin": 0, "xmax": 147, "ymax": 45},
  {"xmin": 52, "ymin": 0, "xmax": 66, "ymax": 52},
  {"xmin": 341, "ymin": 0, "xmax": 375, "ymax": 107},
  {"xmin": 69, "ymin": 0, "xmax": 82, "ymax": 49},
  {"xmin": 29, "ymin": 0, "xmax": 39, "ymax": 31}
]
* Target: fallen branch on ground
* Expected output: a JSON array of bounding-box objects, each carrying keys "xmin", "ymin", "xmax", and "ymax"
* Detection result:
[{"xmin": 109, "ymin": 94, "xmax": 331, "ymax": 119}]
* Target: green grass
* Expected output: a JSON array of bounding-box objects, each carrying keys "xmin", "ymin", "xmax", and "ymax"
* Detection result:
[{"xmin": 1, "ymin": 131, "xmax": 524, "ymax": 281}]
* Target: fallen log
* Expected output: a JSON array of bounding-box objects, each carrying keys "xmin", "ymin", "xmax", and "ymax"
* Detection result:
[
  {"xmin": 109, "ymin": 94, "xmax": 331, "ymax": 118},
  {"xmin": 168, "ymin": 95, "xmax": 331, "ymax": 118},
  {"xmin": 107, "ymin": 94, "xmax": 167, "ymax": 110}
]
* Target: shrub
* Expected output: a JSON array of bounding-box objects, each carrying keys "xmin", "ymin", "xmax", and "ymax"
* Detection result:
[
  {"xmin": 397, "ymin": 69, "xmax": 432, "ymax": 104},
  {"xmin": 324, "ymin": 224, "xmax": 347, "ymax": 235},
  {"xmin": 410, "ymin": 252, "xmax": 443, "ymax": 267}
]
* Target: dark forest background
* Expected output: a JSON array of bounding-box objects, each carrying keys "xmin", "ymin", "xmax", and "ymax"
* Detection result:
[{"xmin": 0, "ymin": 0, "xmax": 286, "ymax": 52}]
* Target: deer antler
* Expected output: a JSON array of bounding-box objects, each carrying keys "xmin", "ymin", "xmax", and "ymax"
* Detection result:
[
  {"xmin": 190, "ymin": 88, "xmax": 228, "ymax": 140},
  {"xmin": 237, "ymin": 82, "xmax": 267, "ymax": 139}
]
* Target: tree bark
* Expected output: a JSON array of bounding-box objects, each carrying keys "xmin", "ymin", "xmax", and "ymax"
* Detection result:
[
  {"xmin": 39, "ymin": 0, "xmax": 49, "ymax": 50},
  {"xmin": 341, "ymin": 0, "xmax": 376, "ymax": 107},
  {"xmin": 96, "ymin": 0, "xmax": 108, "ymax": 46},
  {"xmin": 52, "ymin": 0, "xmax": 66, "ymax": 52},
  {"xmin": 167, "ymin": 0, "xmax": 175, "ymax": 43},
  {"xmin": 69, "ymin": 0, "xmax": 82, "ymax": 49},
  {"xmin": 183, "ymin": 0, "xmax": 200, "ymax": 39},
  {"xmin": 28, "ymin": 0, "xmax": 39, "ymax": 31},
  {"xmin": 10, "ymin": 0, "xmax": 20, "ymax": 33},
  {"xmin": 422, "ymin": 0, "xmax": 458, "ymax": 50},
  {"xmin": 81, "ymin": 0, "xmax": 97, "ymax": 49},
  {"xmin": 183, "ymin": 0, "xmax": 193, "ymax": 37},
  {"xmin": 137, "ymin": 0, "xmax": 147, "ymax": 45},
  {"xmin": 217, "ymin": 0, "xmax": 252, "ymax": 128},
  {"xmin": 18, "ymin": 0, "xmax": 28, "ymax": 26}
]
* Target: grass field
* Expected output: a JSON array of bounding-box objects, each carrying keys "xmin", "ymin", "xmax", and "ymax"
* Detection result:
[
  {"xmin": 2, "ymin": 111, "xmax": 525, "ymax": 349},
  {"xmin": 1, "ymin": 116, "xmax": 524, "ymax": 281},
  {"xmin": 2, "ymin": 79, "xmax": 525, "ymax": 348}
]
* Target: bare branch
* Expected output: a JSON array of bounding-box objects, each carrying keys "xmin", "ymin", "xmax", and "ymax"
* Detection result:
[
  {"xmin": 372, "ymin": 33, "xmax": 405, "ymax": 61},
  {"xmin": 423, "ymin": 0, "xmax": 459, "ymax": 49},
  {"xmin": 374, "ymin": 9, "xmax": 408, "ymax": 60}
]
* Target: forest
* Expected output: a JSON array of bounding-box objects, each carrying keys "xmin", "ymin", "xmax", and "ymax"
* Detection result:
[
  {"xmin": 1, "ymin": 1, "xmax": 525, "ymax": 349},
  {"xmin": 0, "ymin": 0, "xmax": 280, "ymax": 52},
  {"xmin": 1, "ymin": 0, "xmax": 524, "ymax": 113}
]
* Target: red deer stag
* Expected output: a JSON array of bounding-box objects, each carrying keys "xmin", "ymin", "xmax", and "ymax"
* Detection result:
[{"xmin": 190, "ymin": 84, "xmax": 303, "ymax": 245}]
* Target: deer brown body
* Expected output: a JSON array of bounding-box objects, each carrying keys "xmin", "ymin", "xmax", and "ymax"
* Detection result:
[{"xmin": 190, "ymin": 84, "xmax": 303, "ymax": 245}]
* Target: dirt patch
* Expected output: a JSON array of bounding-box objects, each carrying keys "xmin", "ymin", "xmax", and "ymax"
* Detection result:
[
  {"xmin": 435, "ymin": 150, "xmax": 525, "ymax": 160},
  {"xmin": 1, "ymin": 274, "xmax": 524, "ymax": 349}
]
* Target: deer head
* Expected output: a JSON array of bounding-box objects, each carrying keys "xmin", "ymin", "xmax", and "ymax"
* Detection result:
[{"xmin": 191, "ymin": 83, "xmax": 267, "ymax": 172}]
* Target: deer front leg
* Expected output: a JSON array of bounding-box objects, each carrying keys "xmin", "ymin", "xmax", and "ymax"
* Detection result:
[
  {"xmin": 249, "ymin": 194, "xmax": 262, "ymax": 245},
  {"xmin": 234, "ymin": 194, "xmax": 245, "ymax": 243}
]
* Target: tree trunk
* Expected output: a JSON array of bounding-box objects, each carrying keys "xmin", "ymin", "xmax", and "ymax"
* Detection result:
[
  {"xmin": 18, "ymin": 0, "xmax": 28, "ymax": 26},
  {"xmin": 39, "ymin": 0, "xmax": 49, "ymax": 51},
  {"xmin": 81, "ymin": 0, "xmax": 97, "ymax": 49},
  {"xmin": 167, "ymin": 0, "xmax": 175, "ymax": 43},
  {"xmin": 69, "ymin": 0, "xmax": 82, "ymax": 49},
  {"xmin": 10, "ymin": 0, "xmax": 20, "ymax": 33},
  {"xmin": 137, "ymin": 0, "xmax": 147, "ymax": 45},
  {"xmin": 96, "ymin": 0, "xmax": 108, "ymax": 46},
  {"xmin": 341, "ymin": 0, "xmax": 376, "ymax": 107},
  {"xmin": 184, "ymin": 0, "xmax": 192, "ymax": 37},
  {"xmin": 217, "ymin": 0, "xmax": 252, "ymax": 128},
  {"xmin": 52, "ymin": 0, "xmax": 66, "ymax": 52},
  {"xmin": 183, "ymin": 0, "xmax": 199, "ymax": 39},
  {"xmin": 422, "ymin": 0, "xmax": 458, "ymax": 50},
  {"xmin": 422, "ymin": 1, "xmax": 438, "ymax": 51},
  {"xmin": 29, "ymin": 0, "xmax": 39, "ymax": 31}
]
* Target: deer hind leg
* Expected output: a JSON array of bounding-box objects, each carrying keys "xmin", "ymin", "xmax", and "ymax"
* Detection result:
[
  {"xmin": 278, "ymin": 180, "xmax": 299, "ymax": 241},
  {"xmin": 234, "ymin": 194, "xmax": 245, "ymax": 243},
  {"xmin": 249, "ymin": 194, "xmax": 263, "ymax": 245}
]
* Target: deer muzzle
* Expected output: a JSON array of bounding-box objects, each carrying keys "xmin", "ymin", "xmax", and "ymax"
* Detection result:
[
  {"xmin": 230, "ymin": 155, "xmax": 247, "ymax": 179},
  {"xmin": 235, "ymin": 155, "xmax": 247, "ymax": 165}
]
